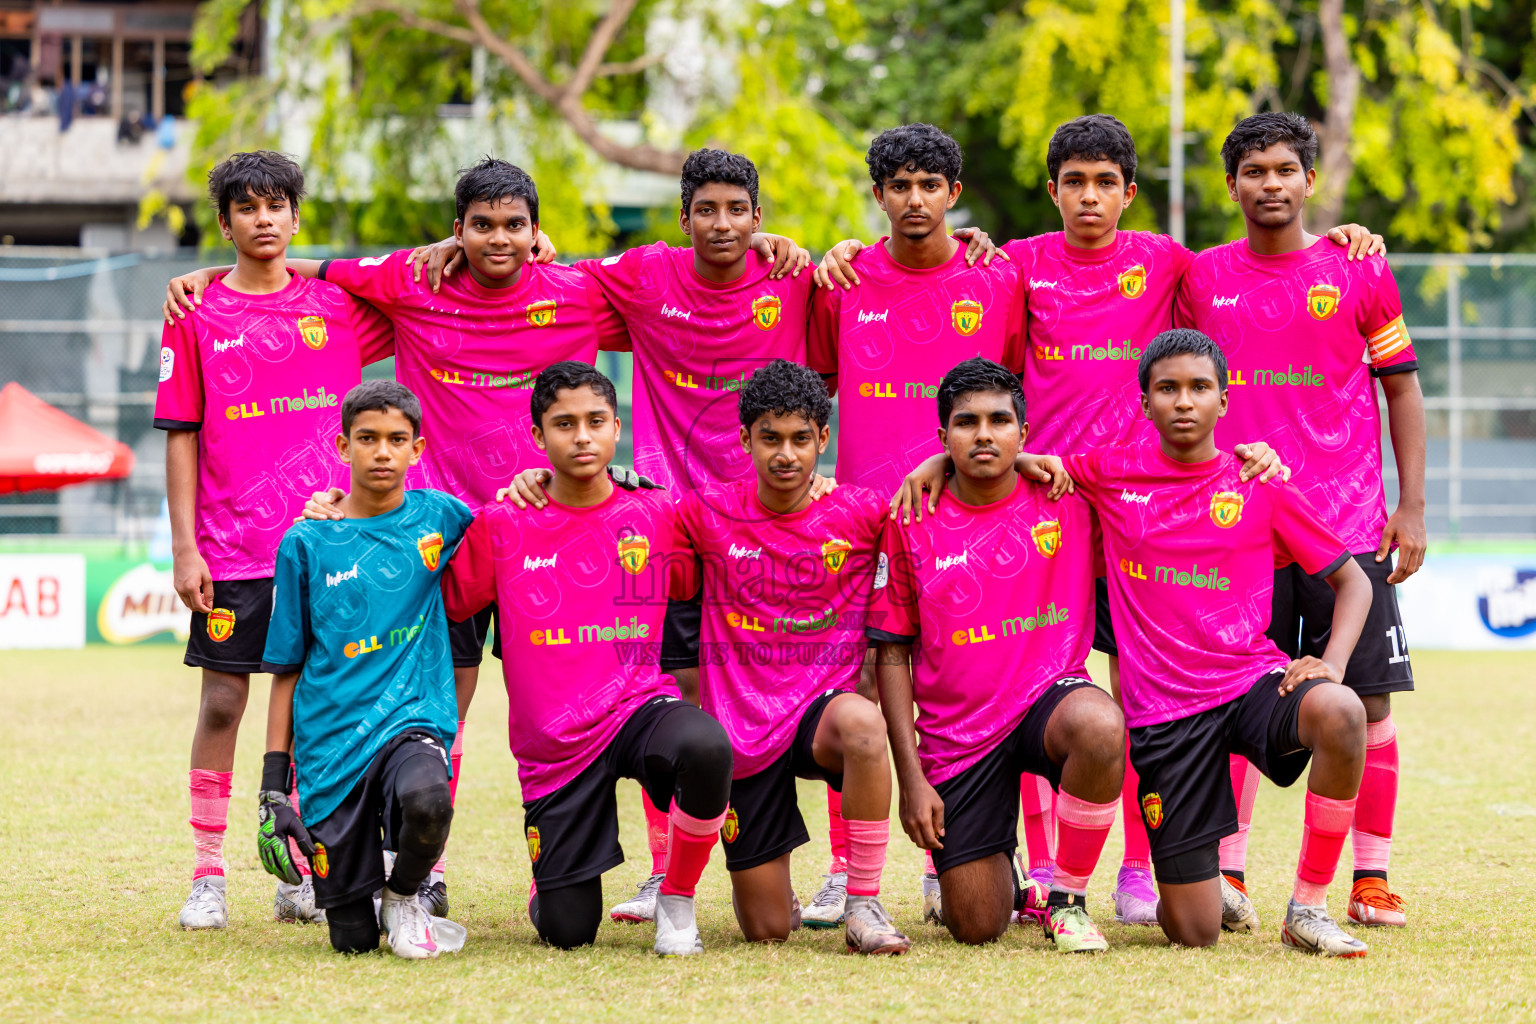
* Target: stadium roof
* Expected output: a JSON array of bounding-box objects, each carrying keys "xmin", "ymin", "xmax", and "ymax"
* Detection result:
[{"xmin": 0, "ymin": 382, "xmax": 135, "ymax": 493}]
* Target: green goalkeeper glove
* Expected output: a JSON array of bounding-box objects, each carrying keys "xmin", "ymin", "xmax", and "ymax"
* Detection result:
[{"xmin": 256, "ymin": 751, "xmax": 316, "ymax": 885}]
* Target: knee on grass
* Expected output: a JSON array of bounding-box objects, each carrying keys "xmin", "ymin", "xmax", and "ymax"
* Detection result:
[
  {"xmin": 940, "ymin": 857, "xmax": 1013, "ymax": 946},
  {"xmin": 327, "ymin": 898, "xmax": 380, "ymax": 954},
  {"xmin": 397, "ymin": 773, "xmax": 454, "ymax": 849},
  {"xmin": 531, "ymin": 878, "xmax": 604, "ymax": 950}
]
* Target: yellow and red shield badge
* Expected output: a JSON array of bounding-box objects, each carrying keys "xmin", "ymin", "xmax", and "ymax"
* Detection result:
[
  {"xmin": 297, "ymin": 315, "xmax": 328, "ymax": 350},
  {"xmin": 722, "ymin": 807, "xmax": 740, "ymax": 844},
  {"xmin": 751, "ymin": 295, "xmax": 781, "ymax": 330},
  {"xmin": 417, "ymin": 532, "xmax": 444, "ymax": 571},
  {"xmin": 311, "ymin": 841, "xmax": 330, "ymax": 878},
  {"xmin": 526, "ymin": 299, "xmax": 558, "ymax": 328},
  {"xmin": 206, "ymin": 607, "xmax": 236, "ymax": 642},
  {"xmin": 1142, "ymin": 792, "xmax": 1163, "ymax": 830},
  {"xmin": 951, "ymin": 299, "xmax": 983, "ymax": 336},
  {"xmin": 618, "ymin": 535, "xmax": 651, "ymax": 574},
  {"xmin": 526, "ymin": 826, "xmax": 541, "ymax": 863},
  {"xmin": 1118, "ymin": 265, "xmax": 1147, "ymax": 300},
  {"xmin": 1030, "ymin": 520, "xmax": 1062, "ymax": 558},
  {"xmin": 1307, "ymin": 283, "xmax": 1340, "ymax": 321},
  {"xmin": 1210, "ymin": 491, "xmax": 1244, "ymax": 529},
  {"xmin": 821, "ymin": 538, "xmax": 853, "ymax": 574}
]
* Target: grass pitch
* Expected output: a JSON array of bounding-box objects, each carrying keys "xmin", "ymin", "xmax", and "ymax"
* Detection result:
[{"xmin": 3, "ymin": 647, "xmax": 1533, "ymax": 1023}]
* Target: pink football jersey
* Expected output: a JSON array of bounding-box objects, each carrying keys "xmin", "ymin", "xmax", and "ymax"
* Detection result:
[
  {"xmin": 440, "ymin": 486, "xmax": 689, "ymax": 801},
  {"xmin": 1004, "ymin": 231, "xmax": 1192, "ymax": 456},
  {"xmin": 867, "ymin": 476, "xmax": 1095, "ymax": 784},
  {"xmin": 1175, "ymin": 240, "xmax": 1417, "ymax": 552},
  {"xmin": 321, "ymin": 250, "xmax": 629, "ymax": 508},
  {"xmin": 1066, "ymin": 443, "xmax": 1350, "ymax": 727},
  {"xmin": 676, "ymin": 482, "xmax": 887, "ymax": 778},
  {"xmin": 577, "ymin": 243, "xmax": 813, "ymax": 490},
  {"xmin": 154, "ymin": 271, "xmax": 394, "ymax": 579},
  {"xmin": 808, "ymin": 241, "xmax": 1026, "ymax": 500}
]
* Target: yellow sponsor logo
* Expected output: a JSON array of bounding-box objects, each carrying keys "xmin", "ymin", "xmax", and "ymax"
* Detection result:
[
  {"xmin": 297, "ymin": 315, "xmax": 328, "ymax": 350},
  {"xmin": 751, "ymin": 294, "xmax": 781, "ymax": 330},
  {"xmin": 417, "ymin": 532, "xmax": 444, "ymax": 571},
  {"xmin": 722, "ymin": 807, "xmax": 740, "ymax": 844},
  {"xmin": 526, "ymin": 826, "xmax": 541, "ymax": 863},
  {"xmin": 821, "ymin": 538, "xmax": 853, "ymax": 574},
  {"xmin": 1031, "ymin": 520, "xmax": 1062, "ymax": 558},
  {"xmin": 1209, "ymin": 491, "xmax": 1244, "ymax": 529},
  {"xmin": 311, "ymin": 842, "xmax": 330, "ymax": 877},
  {"xmin": 1142, "ymin": 792, "xmax": 1163, "ymax": 830},
  {"xmin": 951, "ymin": 299, "xmax": 983, "ymax": 336},
  {"xmin": 1307, "ymin": 283, "xmax": 1340, "ymax": 321}
]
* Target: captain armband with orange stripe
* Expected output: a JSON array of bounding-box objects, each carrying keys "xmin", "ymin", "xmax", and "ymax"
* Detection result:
[{"xmin": 1365, "ymin": 315, "xmax": 1417, "ymax": 376}]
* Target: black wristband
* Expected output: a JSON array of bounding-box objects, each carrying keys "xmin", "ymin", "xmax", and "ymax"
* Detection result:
[{"xmin": 261, "ymin": 750, "xmax": 292, "ymax": 794}]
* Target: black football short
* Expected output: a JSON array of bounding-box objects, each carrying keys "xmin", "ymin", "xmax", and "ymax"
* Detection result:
[
  {"xmin": 1269, "ymin": 551, "xmax": 1413, "ymax": 697},
  {"xmin": 719, "ymin": 689, "xmax": 846, "ymax": 872},
  {"xmin": 1092, "ymin": 576, "xmax": 1117, "ymax": 657},
  {"xmin": 1128, "ymin": 671, "xmax": 1326, "ymax": 884},
  {"xmin": 930, "ymin": 677, "xmax": 1098, "ymax": 875},
  {"xmin": 185, "ymin": 577, "xmax": 274, "ymax": 674},
  {"xmin": 660, "ymin": 594, "xmax": 702, "ymax": 671},
  {"xmin": 305, "ymin": 730, "xmax": 451, "ymax": 910},
  {"xmin": 448, "ymin": 603, "xmax": 498, "ymax": 668},
  {"xmin": 521, "ymin": 695, "xmax": 705, "ymax": 889}
]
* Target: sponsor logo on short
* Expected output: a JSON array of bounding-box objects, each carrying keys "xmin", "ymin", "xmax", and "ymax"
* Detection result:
[
  {"xmin": 935, "ymin": 552, "xmax": 968, "ymax": 570},
  {"xmin": 526, "ymin": 826, "xmax": 541, "ymax": 863},
  {"xmin": 311, "ymin": 842, "xmax": 330, "ymax": 877},
  {"xmin": 206, "ymin": 607, "xmax": 236, "ymax": 642},
  {"xmin": 728, "ymin": 544, "xmax": 762, "ymax": 560},
  {"xmin": 159, "ymin": 347, "xmax": 175, "ymax": 382},
  {"xmin": 325, "ymin": 564, "xmax": 359, "ymax": 587},
  {"xmin": 661, "ymin": 304, "xmax": 692, "ymax": 321},
  {"xmin": 1142, "ymin": 792, "xmax": 1163, "ymax": 829},
  {"xmin": 858, "ymin": 309, "xmax": 889, "ymax": 324},
  {"xmin": 722, "ymin": 807, "xmax": 740, "ymax": 844},
  {"xmin": 1212, "ymin": 295, "xmax": 1239, "ymax": 308},
  {"xmin": 1478, "ymin": 567, "xmax": 1536, "ymax": 638},
  {"xmin": 1119, "ymin": 489, "xmax": 1151, "ymax": 505},
  {"xmin": 523, "ymin": 554, "xmax": 557, "ymax": 571},
  {"xmin": 212, "ymin": 336, "xmax": 245, "ymax": 353}
]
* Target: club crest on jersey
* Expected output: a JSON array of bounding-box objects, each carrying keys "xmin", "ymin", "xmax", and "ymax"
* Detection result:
[
  {"xmin": 1210, "ymin": 491, "xmax": 1244, "ymax": 529},
  {"xmin": 206, "ymin": 607, "xmax": 236, "ymax": 642},
  {"xmin": 311, "ymin": 842, "xmax": 330, "ymax": 878},
  {"xmin": 526, "ymin": 299, "xmax": 558, "ymax": 328},
  {"xmin": 618, "ymin": 535, "xmax": 650, "ymax": 574},
  {"xmin": 526, "ymin": 826, "xmax": 541, "ymax": 863},
  {"xmin": 722, "ymin": 807, "xmax": 740, "ymax": 844},
  {"xmin": 821, "ymin": 538, "xmax": 853, "ymax": 574},
  {"xmin": 1307, "ymin": 284, "xmax": 1341, "ymax": 321},
  {"xmin": 751, "ymin": 294, "xmax": 782, "ymax": 330},
  {"xmin": 297, "ymin": 315, "xmax": 328, "ymax": 350},
  {"xmin": 1142, "ymin": 792, "xmax": 1163, "ymax": 830},
  {"xmin": 1031, "ymin": 520, "xmax": 1062, "ymax": 558},
  {"xmin": 417, "ymin": 532, "xmax": 444, "ymax": 571},
  {"xmin": 951, "ymin": 299, "xmax": 983, "ymax": 336},
  {"xmin": 1118, "ymin": 265, "xmax": 1147, "ymax": 300}
]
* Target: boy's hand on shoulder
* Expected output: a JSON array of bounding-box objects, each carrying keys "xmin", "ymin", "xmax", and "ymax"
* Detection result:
[
  {"xmin": 1233, "ymin": 442, "xmax": 1290, "ymax": 483},
  {"xmin": 407, "ymin": 236, "xmax": 463, "ymax": 293},
  {"xmin": 807, "ymin": 473, "xmax": 838, "ymax": 501},
  {"xmin": 163, "ymin": 267, "xmax": 221, "ymax": 323},
  {"xmin": 1279, "ymin": 656, "xmax": 1342, "ymax": 693},
  {"xmin": 890, "ymin": 454, "xmax": 949, "ymax": 524},
  {"xmin": 953, "ymin": 226, "xmax": 1007, "ymax": 268},
  {"xmin": 297, "ymin": 488, "xmax": 347, "ymax": 522},
  {"xmin": 1020, "ymin": 453, "xmax": 1073, "ymax": 499},
  {"xmin": 496, "ymin": 468, "xmax": 553, "ymax": 509},
  {"xmin": 814, "ymin": 239, "xmax": 865, "ymax": 291}
]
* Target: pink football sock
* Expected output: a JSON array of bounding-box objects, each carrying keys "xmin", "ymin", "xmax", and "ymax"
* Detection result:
[
  {"xmin": 1020, "ymin": 772, "xmax": 1057, "ymax": 872},
  {"xmin": 842, "ymin": 817, "xmax": 889, "ymax": 897},
  {"xmin": 1218, "ymin": 754, "xmax": 1260, "ymax": 876},
  {"xmin": 826, "ymin": 787, "xmax": 849, "ymax": 874},
  {"xmin": 1351, "ymin": 716, "xmax": 1398, "ymax": 880},
  {"xmin": 922, "ymin": 848, "xmax": 936, "ymax": 876},
  {"xmin": 1294, "ymin": 790, "xmax": 1357, "ymax": 905},
  {"xmin": 1120, "ymin": 745, "xmax": 1151, "ymax": 871},
  {"xmin": 435, "ymin": 721, "xmax": 466, "ymax": 876},
  {"xmin": 1053, "ymin": 791, "xmax": 1117, "ymax": 894},
  {"xmin": 189, "ymin": 769, "xmax": 232, "ymax": 880},
  {"xmin": 288, "ymin": 779, "xmax": 311, "ymax": 877},
  {"xmin": 642, "ymin": 790, "xmax": 670, "ymax": 876},
  {"xmin": 659, "ymin": 803, "xmax": 726, "ymax": 898}
]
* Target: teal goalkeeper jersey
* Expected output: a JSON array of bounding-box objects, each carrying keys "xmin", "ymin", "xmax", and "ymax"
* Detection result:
[{"xmin": 261, "ymin": 489, "xmax": 473, "ymax": 823}]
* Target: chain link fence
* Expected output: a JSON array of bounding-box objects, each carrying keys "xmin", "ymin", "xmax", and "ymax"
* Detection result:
[{"xmin": 1, "ymin": 249, "xmax": 1533, "ymax": 541}]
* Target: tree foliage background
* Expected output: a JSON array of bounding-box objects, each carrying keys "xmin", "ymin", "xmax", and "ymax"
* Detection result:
[{"xmin": 184, "ymin": 0, "xmax": 1536, "ymax": 254}]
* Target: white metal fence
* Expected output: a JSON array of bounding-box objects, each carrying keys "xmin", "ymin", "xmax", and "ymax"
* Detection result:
[{"xmin": 1, "ymin": 249, "xmax": 1533, "ymax": 540}]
